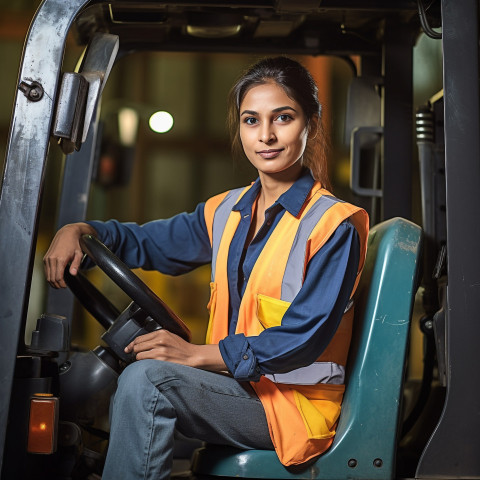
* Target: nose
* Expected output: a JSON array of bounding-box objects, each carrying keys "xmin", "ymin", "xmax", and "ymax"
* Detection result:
[{"xmin": 260, "ymin": 123, "xmax": 276, "ymax": 144}]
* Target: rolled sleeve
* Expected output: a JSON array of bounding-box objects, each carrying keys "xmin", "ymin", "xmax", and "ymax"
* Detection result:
[{"xmin": 219, "ymin": 334, "xmax": 261, "ymax": 382}]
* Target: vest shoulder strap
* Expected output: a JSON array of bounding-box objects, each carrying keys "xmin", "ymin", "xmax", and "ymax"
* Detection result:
[
  {"xmin": 204, "ymin": 185, "xmax": 253, "ymax": 245},
  {"xmin": 204, "ymin": 191, "xmax": 230, "ymax": 246}
]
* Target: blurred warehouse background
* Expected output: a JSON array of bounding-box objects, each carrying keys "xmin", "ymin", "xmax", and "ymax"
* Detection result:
[{"xmin": 0, "ymin": 1, "xmax": 442, "ymax": 354}]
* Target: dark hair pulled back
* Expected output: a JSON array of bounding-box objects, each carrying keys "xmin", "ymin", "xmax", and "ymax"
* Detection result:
[{"xmin": 227, "ymin": 56, "xmax": 330, "ymax": 189}]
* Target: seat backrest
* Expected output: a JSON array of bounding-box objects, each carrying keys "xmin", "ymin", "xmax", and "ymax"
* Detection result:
[{"xmin": 191, "ymin": 217, "xmax": 423, "ymax": 480}]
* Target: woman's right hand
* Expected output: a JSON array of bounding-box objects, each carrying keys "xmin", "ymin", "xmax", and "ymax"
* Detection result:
[{"xmin": 43, "ymin": 222, "xmax": 97, "ymax": 289}]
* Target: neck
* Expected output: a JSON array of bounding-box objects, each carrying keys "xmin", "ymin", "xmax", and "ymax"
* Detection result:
[{"xmin": 258, "ymin": 164, "xmax": 304, "ymax": 209}]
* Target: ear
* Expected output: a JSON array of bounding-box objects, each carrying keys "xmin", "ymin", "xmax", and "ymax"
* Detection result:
[{"xmin": 308, "ymin": 114, "xmax": 320, "ymax": 140}]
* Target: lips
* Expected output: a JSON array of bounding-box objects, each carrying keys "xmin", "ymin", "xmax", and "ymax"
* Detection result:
[{"xmin": 256, "ymin": 148, "xmax": 284, "ymax": 159}]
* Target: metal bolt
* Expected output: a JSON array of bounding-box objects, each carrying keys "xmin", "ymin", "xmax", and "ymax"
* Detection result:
[
  {"xmin": 348, "ymin": 459, "xmax": 357, "ymax": 468},
  {"xmin": 18, "ymin": 80, "xmax": 44, "ymax": 102},
  {"xmin": 59, "ymin": 361, "xmax": 71, "ymax": 373},
  {"xmin": 373, "ymin": 458, "xmax": 383, "ymax": 468},
  {"xmin": 28, "ymin": 84, "xmax": 44, "ymax": 101}
]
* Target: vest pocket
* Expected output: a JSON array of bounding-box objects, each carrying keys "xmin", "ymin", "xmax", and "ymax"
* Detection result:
[
  {"xmin": 293, "ymin": 385, "xmax": 344, "ymax": 439},
  {"xmin": 257, "ymin": 294, "xmax": 291, "ymax": 330},
  {"xmin": 205, "ymin": 282, "xmax": 217, "ymax": 343}
]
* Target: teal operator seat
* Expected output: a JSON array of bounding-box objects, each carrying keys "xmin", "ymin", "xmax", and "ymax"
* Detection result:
[{"xmin": 191, "ymin": 217, "xmax": 423, "ymax": 480}]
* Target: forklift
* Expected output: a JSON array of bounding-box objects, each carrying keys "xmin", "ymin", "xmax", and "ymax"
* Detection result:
[{"xmin": 1, "ymin": 1, "xmax": 479, "ymax": 479}]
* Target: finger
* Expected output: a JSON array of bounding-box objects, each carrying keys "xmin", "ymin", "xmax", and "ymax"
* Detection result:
[
  {"xmin": 44, "ymin": 256, "xmax": 63, "ymax": 289},
  {"xmin": 43, "ymin": 254, "xmax": 50, "ymax": 281},
  {"xmin": 43, "ymin": 258, "xmax": 51, "ymax": 285},
  {"xmin": 69, "ymin": 249, "xmax": 84, "ymax": 276},
  {"xmin": 135, "ymin": 330, "xmax": 168, "ymax": 346},
  {"xmin": 43, "ymin": 251, "xmax": 55, "ymax": 283},
  {"xmin": 54, "ymin": 258, "xmax": 68, "ymax": 289},
  {"xmin": 125, "ymin": 331, "xmax": 163, "ymax": 353},
  {"xmin": 131, "ymin": 331, "xmax": 176, "ymax": 355},
  {"xmin": 130, "ymin": 338, "xmax": 164, "ymax": 354},
  {"xmin": 135, "ymin": 348, "xmax": 166, "ymax": 361}
]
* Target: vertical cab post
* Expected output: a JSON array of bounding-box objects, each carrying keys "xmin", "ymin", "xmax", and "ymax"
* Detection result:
[
  {"xmin": 417, "ymin": 0, "xmax": 480, "ymax": 477},
  {"xmin": 0, "ymin": 0, "xmax": 92, "ymax": 472}
]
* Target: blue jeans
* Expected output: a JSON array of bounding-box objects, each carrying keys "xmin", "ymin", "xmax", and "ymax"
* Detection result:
[{"xmin": 102, "ymin": 360, "xmax": 273, "ymax": 480}]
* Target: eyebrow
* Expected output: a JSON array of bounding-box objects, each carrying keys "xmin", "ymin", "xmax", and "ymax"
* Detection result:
[{"xmin": 240, "ymin": 106, "xmax": 298, "ymax": 116}]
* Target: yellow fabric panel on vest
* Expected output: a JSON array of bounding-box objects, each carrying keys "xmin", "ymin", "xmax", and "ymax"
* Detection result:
[
  {"xmin": 205, "ymin": 282, "xmax": 217, "ymax": 345},
  {"xmin": 293, "ymin": 384, "xmax": 344, "ymax": 438},
  {"xmin": 257, "ymin": 294, "xmax": 290, "ymax": 330},
  {"xmin": 251, "ymin": 378, "xmax": 341, "ymax": 466}
]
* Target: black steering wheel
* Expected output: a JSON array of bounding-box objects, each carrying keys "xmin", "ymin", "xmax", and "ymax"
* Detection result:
[{"xmin": 65, "ymin": 234, "xmax": 191, "ymax": 342}]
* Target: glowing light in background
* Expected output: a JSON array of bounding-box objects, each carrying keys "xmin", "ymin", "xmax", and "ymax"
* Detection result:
[
  {"xmin": 118, "ymin": 107, "xmax": 139, "ymax": 146},
  {"xmin": 149, "ymin": 111, "xmax": 174, "ymax": 133}
]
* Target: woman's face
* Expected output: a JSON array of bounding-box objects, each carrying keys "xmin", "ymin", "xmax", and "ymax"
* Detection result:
[{"xmin": 239, "ymin": 81, "xmax": 309, "ymax": 179}]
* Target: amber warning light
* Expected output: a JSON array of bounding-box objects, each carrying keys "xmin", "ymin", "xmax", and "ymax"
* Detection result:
[{"xmin": 27, "ymin": 394, "xmax": 59, "ymax": 454}]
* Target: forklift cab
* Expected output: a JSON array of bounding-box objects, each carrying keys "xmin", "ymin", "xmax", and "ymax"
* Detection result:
[{"xmin": 1, "ymin": 1, "xmax": 480, "ymax": 479}]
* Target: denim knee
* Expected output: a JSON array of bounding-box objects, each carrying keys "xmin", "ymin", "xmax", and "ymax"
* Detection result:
[
  {"xmin": 116, "ymin": 359, "xmax": 183, "ymax": 397},
  {"xmin": 115, "ymin": 359, "xmax": 159, "ymax": 400},
  {"xmin": 105, "ymin": 360, "xmax": 178, "ymax": 480}
]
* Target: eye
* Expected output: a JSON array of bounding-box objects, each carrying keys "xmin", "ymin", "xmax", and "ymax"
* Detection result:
[
  {"xmin": 243, "ymin": 117, "xmax": 258, "ymax": 125},
  {"xmin": 276, "ymin": 113, "xmax": 293, "ymax": 123}
]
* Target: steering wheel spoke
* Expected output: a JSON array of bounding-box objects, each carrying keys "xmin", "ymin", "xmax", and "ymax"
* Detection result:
[
  {"xmin": 66, "ymin": 235, "xmax": 191, "ymax": 346},
  {"xmin": 64, "ymin": 267, "xmax": 120, "ymax": 329}
]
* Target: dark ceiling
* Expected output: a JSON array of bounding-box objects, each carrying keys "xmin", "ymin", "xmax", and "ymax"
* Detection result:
[{"xmin": 74, "ymin": 1, "xmax": 439, "ymax": 55}]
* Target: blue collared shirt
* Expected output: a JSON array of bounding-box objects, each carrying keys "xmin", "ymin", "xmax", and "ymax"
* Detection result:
[{"xmin": 87, "ymin": 170, "xmax": 359, "ymax": 382}]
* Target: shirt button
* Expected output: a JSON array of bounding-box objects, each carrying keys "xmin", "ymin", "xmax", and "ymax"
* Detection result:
[
  {"xmin": 266, "ymin": 220, "xmax": 272, "ymax": 226},
  {"xmin": 243, "ymin": 354, "xmax": 249, "ymax": 360}
]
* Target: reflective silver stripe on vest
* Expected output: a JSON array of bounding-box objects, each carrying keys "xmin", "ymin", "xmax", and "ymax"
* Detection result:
[
  {"xmin": 281, "ymin": 194, "xmax": 339, "ymax": 302},
  {"xmin": 211, "ymin": 187, "xmax": 245, "ymax": 283},
  {"xmin": 277, "ymin": 194, "xmax": 346, "ymax": 385},
  {"xmin": 265, "ymin": 362, "xmax": 345, "ymax": 385}
]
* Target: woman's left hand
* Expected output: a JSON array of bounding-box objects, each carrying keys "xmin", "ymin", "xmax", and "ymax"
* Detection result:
[{"xmin": 125, "ymin": 329, "xmax": 227, "ymax": 372}]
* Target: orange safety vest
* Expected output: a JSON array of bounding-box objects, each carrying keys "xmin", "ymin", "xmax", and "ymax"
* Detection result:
[{"xmin": 203, "ymin": 181, "xmax": 369, "ymax": 467}]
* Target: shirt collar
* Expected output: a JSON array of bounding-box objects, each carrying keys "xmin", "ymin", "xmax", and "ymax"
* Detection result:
[{"xmin": 233, "ymin": 168, "xmax": 315, "ymax": 217}]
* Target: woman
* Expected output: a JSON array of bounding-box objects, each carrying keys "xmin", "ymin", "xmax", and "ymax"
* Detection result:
[{"xmin": 44, "ymin": 56, "xmax": 369, "ymax": 479}]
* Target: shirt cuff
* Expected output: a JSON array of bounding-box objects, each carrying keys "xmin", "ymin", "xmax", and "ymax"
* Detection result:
[
  {"xmin": 85, "ymin": 221, "xmax": 111, "ymax": 246},
  {"xmin": 81, "ymin": 221, "xmax": 112, "ymax": 269},
  {"xmin": 219, "ymin": 334, "xmax": 262, "ymax": 382}
]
